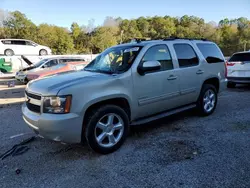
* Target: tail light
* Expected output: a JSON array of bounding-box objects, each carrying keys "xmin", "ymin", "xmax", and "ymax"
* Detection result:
[
  {"xmin": 226, "ymin": 61, "xmax": 243, "ymax": 66},
  {"xmin": 224, "ymin": 61, "xmax": 228, "ymax": 77}
]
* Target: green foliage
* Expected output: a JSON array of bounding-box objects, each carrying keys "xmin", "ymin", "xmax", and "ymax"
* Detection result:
[{"xmin": 1, "ymin": 10, "xmax": 250, "ymax": 56}]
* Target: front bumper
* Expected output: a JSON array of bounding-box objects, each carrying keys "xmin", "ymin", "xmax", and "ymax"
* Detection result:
[
  {"xmin": 227, "ymin": 77, "xmax": 250, "ymax": 84},
  {"xmin": 219, "ymin": 78, "xmax": 227, "ymax": 93},
  {"xmin": 15, "ymin": 74, "xmax": 27, "ymax": 82},
  {"xmin": 22, "ymin": 103, "xmax": 83, "ymax": 143}
]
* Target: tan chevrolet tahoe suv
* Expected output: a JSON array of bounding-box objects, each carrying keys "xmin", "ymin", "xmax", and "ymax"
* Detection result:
[{"xmin": 22, "ymin": 38, "xmax": 227, "ymax": 154}]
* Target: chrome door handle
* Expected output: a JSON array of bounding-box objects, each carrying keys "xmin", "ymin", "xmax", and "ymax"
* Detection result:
[
  {"xmin": 196, "ymin": 70, "xmax": 204, "ymax": 74},
  {"xmin": 167, "ymin": 75, "xmax": 178, "ymax": 80}
]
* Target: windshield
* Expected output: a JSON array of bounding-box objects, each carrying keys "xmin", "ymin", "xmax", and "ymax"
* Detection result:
[
  {"xmin": 84, "ymin": 46, "xmax": 142, "ymax": 74},
  {"xmin": 34, "ymin": 59, "xmax": 49, "ymax": 67},
  {"xmin": 229, "ymin": 53, "xmax": 250, "ymax": 62}
]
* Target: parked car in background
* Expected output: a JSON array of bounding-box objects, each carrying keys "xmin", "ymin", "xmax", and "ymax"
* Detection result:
[
  {"xmin": 15, "ymin": 57, "xmax": 85, "ymax": 83},
  {"xmin": 226, "ymin": 51, "xmax": 250, "ymax": 88},
  {"xmin": 26, "ymin": 61, "xmax": 88, "ymax": 81},
  {"xmin": 22, "ymin": 38, "xmax": 227, "ymax": 154},
  {"xmin": 0, "ymin": 39, "xmax": 52, "ymax": 56}
]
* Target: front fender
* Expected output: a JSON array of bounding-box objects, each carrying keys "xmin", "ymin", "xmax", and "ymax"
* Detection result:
[{"xmin": 81, "ymin": 93, "xmax": 133, "ymax": 116}]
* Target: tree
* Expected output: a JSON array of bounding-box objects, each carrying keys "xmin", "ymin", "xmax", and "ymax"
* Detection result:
[
  {"xmin": 3, "ymin": 11, "xmax": 37, "ymax": 40},
  {"xmin": 91, "ymin": 26, "xmax": 119, "ymax": 52},
  {"xmin": 37, "ymin": 24, "xmax": 74, "ymax": 54},
  {"xmin": 70, "ymin": 22, "xmax": 81, "ymax": 41},
  {"xmin": 1, "ymin": 9, "xmax": 250, "ymax": 55}
]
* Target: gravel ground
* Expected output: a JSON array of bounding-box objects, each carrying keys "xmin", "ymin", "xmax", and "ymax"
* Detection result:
[{"xmin": 0, "ymin": 86, "xmax": 250, "ymax": 188}]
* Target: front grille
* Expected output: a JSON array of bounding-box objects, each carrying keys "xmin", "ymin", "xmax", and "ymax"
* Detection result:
[
  {"xmin": 25, "ymin": 90, "xmax": 41, "ymax": 113},
  {"xmin": 25, "ymin": 91, "xmax": 41, "ymax": 100},
  {"xmin": 26, "ymin": 102, "xmax": 41, "ymax": 113}
]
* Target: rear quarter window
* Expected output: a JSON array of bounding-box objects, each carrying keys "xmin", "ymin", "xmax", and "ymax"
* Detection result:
[
  {"xmin": 229, "ymin": 53, "xmax": 250, "ymax": 62},
  {"xmin": 196, "ymin": 43, "xmax": 225, "ymax": 63},
  {"xmin": 1, "ymin": 40, "xmax": 12, "ymax": 45}
]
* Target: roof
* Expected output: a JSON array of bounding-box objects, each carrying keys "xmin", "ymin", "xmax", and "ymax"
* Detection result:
[
  {"xmin": 113, "ymin": 37, "xmax": 213, "ymax": 48},
  {"xmin": 42, "ymin": 57, "xmax": 86, "ymax": 60},
  {"xmin": 233, "ymin": 51, "xmax": 250, "ymax": 55},
  {"xmin": 0, "ymin": 39, "xmax": 31, "ymax": 41}
]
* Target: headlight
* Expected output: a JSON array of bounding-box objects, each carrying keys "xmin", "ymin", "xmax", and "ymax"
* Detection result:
[{"xmin": 43, "ymin": 95, "xmax": 72, "ymax": 114}]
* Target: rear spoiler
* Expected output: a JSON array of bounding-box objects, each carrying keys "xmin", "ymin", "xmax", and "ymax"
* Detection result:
[{"xmin": 21, "ymin": 55, "xmax": 33, "ymax": 66}]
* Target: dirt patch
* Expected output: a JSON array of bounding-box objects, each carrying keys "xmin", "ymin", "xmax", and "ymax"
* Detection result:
[
  {"xmin": 231, "ymin": 121, "xmax": 250, "ymax": 131},
  {"xmin": 155, "ymin": 139, "xmax": 200, "ymax": 165}
]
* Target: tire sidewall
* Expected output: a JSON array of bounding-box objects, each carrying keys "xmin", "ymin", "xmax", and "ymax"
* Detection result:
[
  {"xmin": 197, "ymin": 84, "xmax": 217, "ymax": 116},
  {"xmin": 227, "ymin": 82, "xmax": 236, "ymax": 88},
  {"xmin": 85, "ymin": 105, "xmax": 129, "ymax": 154},
  {"xmin": 39, "ymin": 49, "xmax": 47, "ymax": 56},
  {"xmin": 5, "ymin": 49, "xmax": 14, "ymax": 56}
]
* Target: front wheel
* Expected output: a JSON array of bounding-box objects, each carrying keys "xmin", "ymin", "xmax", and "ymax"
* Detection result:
[
  {"xmin": 84, "ymin": 105, "xmax": 129, "ymax": 154},
  {"xmin": 39, "ymin": 49, "xmax": 48, "ymax": 56},
  {"xmin": 197, "ymin": 84, "xmax": 217, "ymax": 116}
]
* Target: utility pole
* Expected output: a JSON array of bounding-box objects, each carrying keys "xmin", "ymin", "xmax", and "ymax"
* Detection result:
[
  {"xmin": 244, "ymin": 42, "xmax": 247, "ymax": 51},
  {"xmin": 120, "ymin": 30, "xmax": 124, "ymax": 44}
]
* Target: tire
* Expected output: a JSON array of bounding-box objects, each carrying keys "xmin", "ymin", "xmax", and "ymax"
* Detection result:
[
  {"xmin": 4, "ymin": 49, "xmax": 14, "ymax": 56},
  {"xmin": 84, "ymin": 105, "xmax": 129, "ymax": 154},
  {"xmin": 0, "ymin": 68, "xmax": 7, "ymax": 73},
  {"xmin": 39, "ymin": 49, "xmax": 48, "ymax": 56},
  {"xmin": 227, "ymin": 82, "xmax": 236, "ymax": 88},
  {"xmin": 197, "ymin": 84, "xmax": 217, "ymax": 116}
]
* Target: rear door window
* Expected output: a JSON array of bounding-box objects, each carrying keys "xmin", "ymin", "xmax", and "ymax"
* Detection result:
[
  {"xmin": 197, "ymin": 43, "xmax": 225, "ymax": 63},
  {"xmin": 11, "ymin": 40, "xmax": 26, "ymax": 45},
  {"xmin": 174, "ymin": 44, "xmax": 199, "ymax": 68},
  {"xmin": 229, "ymin": 53, "xmax": 250, "ymax": 62}
]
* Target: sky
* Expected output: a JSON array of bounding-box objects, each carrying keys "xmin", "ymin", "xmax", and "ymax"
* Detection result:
[{"xmin": 1, "ymin": 0, "xmax": 250, "ymax": 28}]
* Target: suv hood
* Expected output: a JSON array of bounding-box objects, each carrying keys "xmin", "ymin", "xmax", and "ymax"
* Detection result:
[{"xmin": 26, "ymin": 71, "xmax": 110, "ymax": 95}]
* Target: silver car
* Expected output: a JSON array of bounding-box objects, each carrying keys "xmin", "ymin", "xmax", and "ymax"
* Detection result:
[
  {"xmin": 22, "ymin": 38, "xmax": 227, "ymax": 154},
  {"xmin": 15, "ymin": 57, "xmax": 85, "ymax": 83}
]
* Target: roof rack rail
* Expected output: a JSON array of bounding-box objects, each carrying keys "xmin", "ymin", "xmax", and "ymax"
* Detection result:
[
  {"xmin": 163, "ymin": 37, "xmax": 209, "ymax": 41},
  {"xmin": 130, "ymin": 37, "xmax": 152, "ymax": 43}
]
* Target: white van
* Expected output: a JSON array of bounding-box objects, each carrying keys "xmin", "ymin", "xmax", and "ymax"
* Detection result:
[{"xmin": 0, "ymin": 39, "xmax": 52, "ymax": 56}]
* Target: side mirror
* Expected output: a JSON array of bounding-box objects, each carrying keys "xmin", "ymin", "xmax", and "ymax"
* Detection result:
[
  {"xmin": 42, "ymin": 64, "xmax": 48, "ymax": 68},
  {"xmin": 137, "ymin": 61, "xmax": 161, "ymax": 75}
]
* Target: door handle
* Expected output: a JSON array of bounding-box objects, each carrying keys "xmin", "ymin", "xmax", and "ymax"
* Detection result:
[
  {"xmin": 167, "ymin": 75, "xmax": 178, "ymax": 80},
  {"xmin": 196, "ymin": 70, "xmax": 204, "ymax": 75}
]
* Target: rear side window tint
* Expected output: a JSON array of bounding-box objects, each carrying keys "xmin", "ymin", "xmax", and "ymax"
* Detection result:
[
  {"xmin": 174, "ymin": 44, "xmax": 199, "ymax": 68},
  {"xmin": 197, "ymin": 43, "xmax": 224, "ymax": 63},
  {"xmin": 229, "ymin": 53, "xmax": 250, "ymax": 62},
  {"xmin": 11, "ymin": 40, "xmax": 26, "ymax": 45},
  {"xmin": 2, "ymin": 40, "xmax": 12, "ymax": 44}
]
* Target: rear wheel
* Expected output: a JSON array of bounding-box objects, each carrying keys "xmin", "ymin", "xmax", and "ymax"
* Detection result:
[
  {"xmin": 0, "ymin": 68, "xmax": 7, "ymax": 73},
  {"xmin": 197, "ymin": 84, "xmax": 217, "ymax": 116},
  {"xmin": 4, "ymin": 49, "xmax": 14, "ymax": 56},
  {"xmin": 84, "ymin": 105, "xmax": 129, "ymax": 154},
  {"xmin": 227, "ymin": 82, "xmax": 236, "ymax": 88}
]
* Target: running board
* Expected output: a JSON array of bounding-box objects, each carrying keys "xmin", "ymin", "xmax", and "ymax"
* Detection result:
[{"xmin": 130, "ymin": 104, "xmax": 196, "ymax": 126}]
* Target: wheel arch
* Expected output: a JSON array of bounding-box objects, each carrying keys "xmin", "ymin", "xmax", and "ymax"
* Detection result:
[
  {"xmin": 81, "ymin": 96, "xmax": 131, "ymax": 143},
  {"xmin": 202, "ymin": 77, "xmax": 220, "ymax": 93}
]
